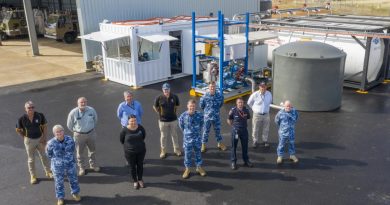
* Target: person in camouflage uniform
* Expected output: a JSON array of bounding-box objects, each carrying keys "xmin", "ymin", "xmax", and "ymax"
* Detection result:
[
  {"xmin": 178, "ymin": 99, "xmax": 206, "ymax": 179},
  {"xmin": 46, "ymin": 125, "xmax": 81, "ymax": 205},
  {"xmin": 275, "ymin": 100, "xmax": 299, "ymax": 164},
  {"xmin": 199, "ymin": 82, "xmax": 226, "ymax": 153}
]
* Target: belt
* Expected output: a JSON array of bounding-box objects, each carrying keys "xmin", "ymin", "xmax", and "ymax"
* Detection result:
[{"xmin": 75, "ymin": 129, "xmax": 94, "ymax": 134}]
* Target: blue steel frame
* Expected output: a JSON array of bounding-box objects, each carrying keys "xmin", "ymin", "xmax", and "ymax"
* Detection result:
[{"xmin": 192, "ymin": 11, "xmax": 249, "ymax": 94}]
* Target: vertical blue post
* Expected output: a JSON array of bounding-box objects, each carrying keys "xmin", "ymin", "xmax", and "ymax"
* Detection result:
[
  {"xmin": 192, "ymin": 12, "xmax": 196, "ymax": 88},
  {"xmin": 245, "ymin": 12, "xmax": 249, "ymax": 74},
  {"xmin": 218, "ymin": 11, "xmax": 224, "ymax": 94}
]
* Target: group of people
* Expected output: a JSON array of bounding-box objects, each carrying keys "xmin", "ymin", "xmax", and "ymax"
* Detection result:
[
  {"xmin": 16, "ymin": 99, "xmax": 93, "ymax": 205},
  {"xmin": 15, "ymin": 81, "xmax": 299, "ymax": 205}
]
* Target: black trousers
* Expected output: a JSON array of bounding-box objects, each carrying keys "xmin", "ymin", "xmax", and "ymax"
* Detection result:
[
  {"xmin": 125, "ymin": 150, "xmax": 146, "ymax": 182},
  {"xmin": 231, "ymin": 129, "xmax": 249, "ymax": 163}
]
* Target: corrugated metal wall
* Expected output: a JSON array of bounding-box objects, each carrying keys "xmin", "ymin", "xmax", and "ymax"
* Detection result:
[{"xmin": 76, "ymin": 0, "xmax": 261, "ymax": 64}]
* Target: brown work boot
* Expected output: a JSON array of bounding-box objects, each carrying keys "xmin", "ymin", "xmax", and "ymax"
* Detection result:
[
  {"xmin": 90, "ymin": 166, "xmax": 101, "ymax": 172},
  {"xmin": 182, "ymin": 168, "xmax": 190, "ymax": 179},
  {"xmin": 72, "ymin": 194, "xmax": 81, "ymax": 202},
  {"xmin": 196, "ymin": 167, "xmax": 207, "ymax": 177},
  {"xmin": 46, "ymin": 171, "xmax": 53, "ymax": 179},
  {"xmin": 160, "ymin": 148, "xmax": 167, "ymax": 159},
  {"xmin": 290, "ymin": 155, "xmax": 299, "ymax": 163},
  {"xmin": 174, "ymin": 148, "xmax": 182, "ymax": 157},
  {"xmin": 217, "ymin": 142, "xmax": 227, "ymax": 151},
  {"xmin": 277, "ymin": 156, "xmax": 283, "ymax": 164},
  {"xmin": 30, "ymin": 175, "xmax": 38, "ymax": 184},
  {"xmin": 78, "ymin": 168, "xmax": 85, "ymax": 176},
  {"xmin": 201, "ymin": 144, "xmax": 207, "ymax": 153},
  {"xmin": 57, "ymin": 199, "xmax": 64, "ymax": 205}
]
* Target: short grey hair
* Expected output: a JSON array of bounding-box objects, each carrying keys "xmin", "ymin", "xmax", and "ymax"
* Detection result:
[
  {"xmin": 52, "ymin": 124, "xmax": 64, "ymax": 133},
  {"xmin": 123, "ymin": 91, "xmax": 133, "ymax": 96},
  {"xmin": 77, "ymin": 97, "xmax": 87, "ymax": 102},
  {"xmin": 24, "ymin": 100, "xmax": 34, "ymax": 108}
]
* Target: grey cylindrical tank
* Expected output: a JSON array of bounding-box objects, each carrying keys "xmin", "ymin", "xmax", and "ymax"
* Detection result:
[
  {"xmin": 260, "ymin": 0, "xmax": 272, "ymax": 12},
  {"xmin": 272, "ymin": 41, "xmax": 346, "ymax": 111}
]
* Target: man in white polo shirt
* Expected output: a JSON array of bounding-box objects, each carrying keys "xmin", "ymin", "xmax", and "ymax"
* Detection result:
[{"xmin": 247, "ymin": 82, "xmax": 272, "ymax": 148}]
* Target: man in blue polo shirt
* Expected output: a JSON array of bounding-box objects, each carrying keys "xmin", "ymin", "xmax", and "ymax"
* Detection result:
[{"xmin": 117, "ymin": 91, "xmax": 143, "ymax": 126}]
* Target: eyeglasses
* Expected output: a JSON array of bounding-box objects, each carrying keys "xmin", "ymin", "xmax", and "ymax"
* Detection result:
[{"xmin": 27, "ymin": 106, "xmax": 35, "ymax": 109}]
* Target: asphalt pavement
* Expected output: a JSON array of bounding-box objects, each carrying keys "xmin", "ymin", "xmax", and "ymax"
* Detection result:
[{"xmin": 1, "ymin": 74, "xmax": 389, "ymax": 205}]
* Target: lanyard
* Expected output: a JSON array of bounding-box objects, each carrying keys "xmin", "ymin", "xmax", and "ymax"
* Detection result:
[
  {"xmin": 77, "ymin": 109, "xmax": 85, "ymax": 120},
  {"xmin": 127, "ymin": 102, "xmax": 135, "ymax": 110},
  {"xmin": 237, "ymin": 109, "xmax": 246, "ymax": 119}
]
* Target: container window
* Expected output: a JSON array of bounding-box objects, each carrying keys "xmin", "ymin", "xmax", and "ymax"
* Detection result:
[
  {"xmin": 138, "ymin": 38, "xmax": 161, "ymax": 62},
  {"xmin": 105, "ymin": 37, "xmax": 131, "ymax": 61}
]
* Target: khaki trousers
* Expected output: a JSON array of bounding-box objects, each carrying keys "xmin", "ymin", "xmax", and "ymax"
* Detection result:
[
  {"xmin": 158, "ymin": 120, "xmax": 180, "ymax": 150},
  {"xmin": 23, "ymin": 137, "xmax": 51, "ymax": 176},
  {"xmin": 252, "ymin": 113, "xmax": 270, "ymax": 143},
  {"xmin": 73, "ymin": 130, "xmax": 98, "ymax": 170}
]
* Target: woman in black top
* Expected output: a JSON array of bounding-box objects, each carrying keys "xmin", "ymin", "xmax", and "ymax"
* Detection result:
[{"xmin": 120, "ymin": 115, "xmax": 146, "ymax": 189}]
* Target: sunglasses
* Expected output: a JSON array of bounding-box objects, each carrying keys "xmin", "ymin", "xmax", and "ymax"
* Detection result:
[{"xmin": 27, "ymin": 106, "xmax": 35, "ymax": 109}]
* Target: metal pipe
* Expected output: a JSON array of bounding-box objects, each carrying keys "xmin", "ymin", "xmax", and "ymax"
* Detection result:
[
  {"xmin": 225, "ymin": 22, "xmax": 246, "ymax": 26},
  {"xmin": 244, "ymin": 12, "xmax": 249, "ymax": 74},
  {"xmin": 270, "ymin": 104, "xmax": 283, "ymax": 110},
  {"xmin": 360, "ymin": 37, "xmax": 372, "ymax": 91},
  {"xmin": 244, "ymin": 77, "xmax": 256, "ymax": 92},
  {"xmin": 232, "ymin": 14, "xmax": 239, "ymax": 21},
  {"xmin": 195, "ymin": 35, "xmax": 219, "ymax": 40},
  {"xmin": 192, "ymin": 12, "xmax": 196, "ymax": 88},
  {"xmin": 218, "ymin": 11, "xmax": 224, "ymax": 94},
  {"xmin": 244, "ymin": 76, "xmax": 282, "ymax": 110},
  {"xmin": 194, "ymin": 19, "xmax": 219, "ymax": 24},
  {"xmin": 226, "ymin": 20, "xmax": 245, "ymax": 24}
]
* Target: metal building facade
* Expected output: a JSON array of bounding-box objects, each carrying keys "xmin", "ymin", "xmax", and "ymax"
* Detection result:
[{"xmin": 76, "ymin": 0, "xmax": 261, "ymax": 65}]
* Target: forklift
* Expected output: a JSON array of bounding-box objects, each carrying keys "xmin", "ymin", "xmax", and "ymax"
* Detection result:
[
  {"xmin": 44, "ymin": 11, "xmax": 78, "ymax": 44},
  {"xmin": 0, "ymin": 10, "xmax": 28, "ymax": 40}
]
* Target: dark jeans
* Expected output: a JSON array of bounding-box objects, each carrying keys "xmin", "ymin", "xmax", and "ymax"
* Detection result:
[
  {"xmin": 125, "ymin": 150, "xmax": 146, "ymax": 182},
  {"xmin": 231, "ymin": 129, "xmax": 249, "ymax": 163}
]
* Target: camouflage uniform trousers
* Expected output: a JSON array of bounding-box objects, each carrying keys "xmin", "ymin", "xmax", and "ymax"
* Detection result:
[
  {"xmin": 183, "ymin": 138, "xmax": 202, "ymax": 168},
  {"xmin": 52, "ymin": 162, "xmax": 80, "ymax": 199},
  {"xmin": 202, "ymin": 116, "xmax": 222, "ymax": 144}
]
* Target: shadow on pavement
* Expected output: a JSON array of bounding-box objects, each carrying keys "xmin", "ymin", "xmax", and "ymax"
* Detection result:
[
  {"xmin": 206, "ymin": 170, "xmax": 297, "ymax": 181},
  {"xmin": 296, "ymin": 142, "xmax": 346, "ymax": 150},
  {"xmin": 78, "ymin": 175, "xmax": 128, "ymax": 184},
  {"xmin": 147, "ymin": 179, "xmax": 233, "ymax": 192},
  {"xmin": 143, "ymin": 165, "xmax": 180, "ymax": 177},
  {"xmin": 98, "ymin": 166, "xmax": 128, "ymax": 176},
  {"xmin": 80, "ymin": 195, "xmax": 171, "ymax": 205},
  {"xmin": 260, "ymin": 156, "xmax": 367, "ymax": 170},
  {"xmin": 145, "ymin": 158, "xmax": 182, "ymax": 167}
]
